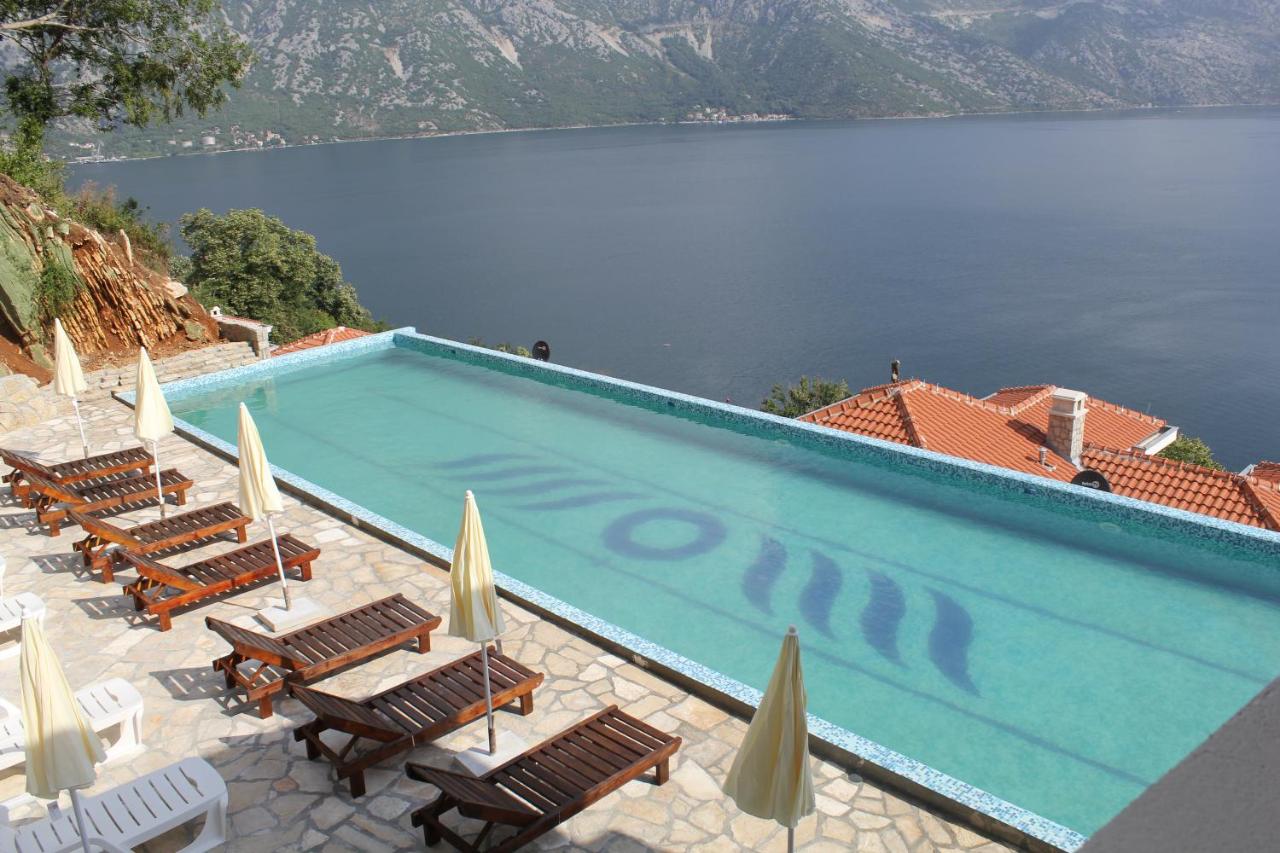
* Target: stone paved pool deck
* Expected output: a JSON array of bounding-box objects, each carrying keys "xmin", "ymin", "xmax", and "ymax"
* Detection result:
[{"xmin": 0, "ymin": 398, "xmax": 1011, "ymax": 853}]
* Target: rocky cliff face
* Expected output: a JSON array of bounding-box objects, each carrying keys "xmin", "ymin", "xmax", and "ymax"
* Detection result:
[{"xmin": 0, "ymin": 175, "xmax": 216, "ymax": 377}]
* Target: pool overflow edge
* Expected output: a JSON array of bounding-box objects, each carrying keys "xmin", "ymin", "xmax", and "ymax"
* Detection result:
[{"xmin": 121, "ymin": 326, "xmax": 1280, "ymax": 852}]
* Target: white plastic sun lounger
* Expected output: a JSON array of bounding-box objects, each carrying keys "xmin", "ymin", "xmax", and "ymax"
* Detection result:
[
  {"xmin": 0, "ymin": 594, "xmax": 45, "ymax": 661},
  {"xmin": 0, "ymin": 678, "xmax": 144, "ymax": 773},
  {"xmin": 0, "ymin": 758, "xmax": 227, "ymax": 853}
]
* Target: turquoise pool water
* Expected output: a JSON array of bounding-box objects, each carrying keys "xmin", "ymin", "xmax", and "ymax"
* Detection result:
[{"xmin": 170, "ymin": 343, "xmax": 1280, "ymax": 837}]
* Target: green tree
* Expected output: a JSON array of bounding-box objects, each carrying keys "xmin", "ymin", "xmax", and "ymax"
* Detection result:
[
  {"xmin": 0, "ymin": 2, "xmax": 252, "ymax": 275},
  {"xmin": 179, "ymin": 208, "xmax": 378, "ymax": 344},
  {"xmin": 761, "ymin": 376, "xmax": 851, "ymax": 418},
  {"xmin": 0, "ymin": 2, "xmax": 251, "ymax": 155},
  {"xmin": 1158, "ymin": 435, "xmax": 1225, "ymax": 471}
]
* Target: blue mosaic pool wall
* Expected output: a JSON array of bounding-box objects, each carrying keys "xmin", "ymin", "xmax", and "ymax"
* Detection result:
[{"xmin": 143, "ymin": 327, "xmax": 1280, "ymax": 852}]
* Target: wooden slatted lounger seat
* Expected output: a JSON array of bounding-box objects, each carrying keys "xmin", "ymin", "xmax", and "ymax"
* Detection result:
[
  {"xmin": 292, "ymin": 648, "xmax": 544, "ymax": 797},
  {"xmin": 2, "ymin": 445, "xmax": 153, "ymax": 506},
  {"xmin": 206, "ymin": 594, "xmax": 442, "ymax": 719},
  {"xmin": 68, "ymin": 501, "xmax": 250, "ymax": 582},
  {"xmin": 26, "ymin": 469, "xmax": 194, "ymax": 536},
  {"xmin": 406, "ymin": 705, "xmax": 681, "ymax": 852},
  {"xmin": 117, "ymin": 535, "xmax": 320, "ymax": 631},
  {"xmin": 0, "ymin": 757, "xmax": 227, "ymax": 853}
]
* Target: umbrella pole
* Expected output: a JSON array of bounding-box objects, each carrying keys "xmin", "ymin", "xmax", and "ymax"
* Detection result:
[
  {"xmin": 71, "ymin": 397, "xmax": 89, "ymax": 459},
  {"xmin": 152, "ymin": 440, "xmax": 166, "ymax": 519},
  {"xmin": 787, "ymin": 826, "xmax": 794, "ymax": 853},
  {"xmin": 267, "ymin": 515, "xmax": 292, "ymax": 610},
  {"xmin": 481, "ymin": 642, "xmax": 496, "ymax": 754},
  {"xmin": 69, "ymin": 789, "xmax": 93, "ymax": 853}
]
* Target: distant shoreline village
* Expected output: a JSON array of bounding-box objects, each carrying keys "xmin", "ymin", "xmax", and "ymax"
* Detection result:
[{"xmin": 63, "ymin": 102, "xmax": 1276, "ymax": 166}]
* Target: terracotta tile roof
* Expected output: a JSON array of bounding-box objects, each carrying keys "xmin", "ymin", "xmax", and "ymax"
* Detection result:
[
  {"xmin": 799, "ymin": 380, "xmax": 1164, "ymax": 481},
  {"xmin": 1246, "ymin": 481, "xmax": 1280, "ymax": 529},
  {"xmin": 272, "ymin": 326, "xmax": 372, "ymax": 356},
  {"xmin": 1080, "ymin": 447, "xmax": 1279, "ymax": 530},
  {"xmin": 801, "ymin": 379, "xmax": 1278, "ymax": 530},
  {"xmin": 1249, "ymin": 461, "xmax": 1280, "ymax": 485},
  {"xmin": 984, "ymin": 385, "xmax": 1049, "ymax": 408}
]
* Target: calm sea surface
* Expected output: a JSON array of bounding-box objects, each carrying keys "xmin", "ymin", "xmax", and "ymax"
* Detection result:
[{"xmin": 73, "ymin": 109, "xmax": 1280, "ymax": 469}]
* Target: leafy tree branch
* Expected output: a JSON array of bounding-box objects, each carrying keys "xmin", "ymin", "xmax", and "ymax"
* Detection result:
[
  {"xmin": 762, "ymin": 376, "xmax": 852, "ymax": 419},
  {"xmin": 0, "ymin": 1, "xmax": 252, "ymax": 139}
]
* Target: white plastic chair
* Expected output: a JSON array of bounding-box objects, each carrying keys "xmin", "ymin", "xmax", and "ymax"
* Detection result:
[
  {"xmin": 0, "ymin": 678, "xmax": 144, "ymax": 773},
  {"xmin": 0, "ymin": 679, "xmax": 144, "ymax": 820},
  {"xmin": 0, "ymin": 554, "xmax": 44, "ymax": 661},
  {"xmin": 0, "ymin": 758, "xmax": 227, "ymax": 853}
]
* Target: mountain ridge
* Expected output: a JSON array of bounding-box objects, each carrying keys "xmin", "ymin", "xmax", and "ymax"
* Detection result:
[{"xmin": 52, "ymin": 0, "xmax": 1280, "ymax": 158}]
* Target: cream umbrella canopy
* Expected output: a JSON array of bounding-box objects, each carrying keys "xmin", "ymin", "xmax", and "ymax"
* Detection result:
[
  {"xmin": 133, "ymin": 348, "xmax": 174, "ymax": 518},
  {"xmin": 21, "ymin": 616, "xmax": 106, "ymax": 853},
  {"xmin": 53, "ymin": 319, "xmax": 90, "ymax": 459},
  {"xmin": 448, "ymin": 491, "xmax": 506, "ymax": 755},
  {"xmin": 237, "ymin": 403, "xmax": 291, "ymax": 609},
  {"xmin": 723, "ymin": 626, "xmax": 815, "ymax": 853}
]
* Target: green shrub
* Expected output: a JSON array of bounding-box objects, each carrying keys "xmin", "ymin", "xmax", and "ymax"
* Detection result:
[
  {"xmin": 34, "ymin": 257, "xmax": 83, "ymax": 325},
  {"xmin": 468, "ymin": 337, "xmax": 532, "ymax": 358},
  {"xmin": 762, "ymin": 376, "xmax": 852, "ymax": 418},
  {"xmin": 67, "ymin": 183, "xmax": 172, "ymax": 273},
  {"xmin": 0, "ymin": 118, "xmax": 64, "ymax": 199},
  {"xmin": 1158, "ymin": 435, "xmax": 1224, "ymax": 471}
]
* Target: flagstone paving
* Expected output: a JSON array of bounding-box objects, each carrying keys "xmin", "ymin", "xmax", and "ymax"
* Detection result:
[{"xmin": 0, "ymin": 398, "xmax": 1011, "ymax": 852}]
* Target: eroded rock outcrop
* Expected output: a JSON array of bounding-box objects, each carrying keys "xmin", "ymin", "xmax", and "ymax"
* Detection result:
[{"xmin": 0, "ymin": 173, "xmax": 216, "ymax": 371}]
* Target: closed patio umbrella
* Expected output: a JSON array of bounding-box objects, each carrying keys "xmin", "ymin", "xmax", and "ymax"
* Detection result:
[
  {"xmin": 237, "ymin": 403, "xmax": 291, "ymax": 610},
  {"xmin": 723, "ymin": 626, "xmax": 815, "ymax": 853},
  {"xmin": 21, "ymin": 616, "xmax": 106, "ymax": 853},
  {"xmin": 133, "ymin": 348, "xmax": 173, "ymax": 518},
  {"xmin": 448, "ymin": 491, "xmax": 506, "ymax": 756},
  {"xmin": 53, "ymin": 319, "xmax": 89, "ymax": 459}
]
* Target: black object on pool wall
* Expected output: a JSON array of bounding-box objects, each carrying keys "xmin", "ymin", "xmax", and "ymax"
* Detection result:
[
  {"xmin": 1071, "ymin": 470, "xmax": 1111, "ymax": 492},
  {"xmin": 533, "ymin": 340, "xmax": 551, "ymax": 361}
]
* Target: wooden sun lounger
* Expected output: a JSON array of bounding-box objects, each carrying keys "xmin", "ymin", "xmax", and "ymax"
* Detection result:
[
  {"xmin": 26, "ymin": 469, "xmax": 194, "ymax": 536},
  {"xmin": 206, "ymin": 594, "xmax": 442, "ymax": 718},
  {"xmin": 406, "ymin": 706, "xmax": 681, "ymax": 852},
  {"xmin": 68, "ymin": 501, "xmax": 250, "ymax": 582},
  {"xmin": 292, "ymin": 649, "xmax": 544, "ymax": 797},
  {"xmin": 2, "ymin": 445, "xmax": 153, "ymax": 506},
  {"xmin": 117, "ymin": 535, "xmax": 320, "ymax": 631}
]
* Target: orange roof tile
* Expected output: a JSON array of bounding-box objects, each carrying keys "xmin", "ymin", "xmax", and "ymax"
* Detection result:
[
  {"xmin": 801, "ymin": 379, "xmax": 1277, "ymax": 530},
  {"xmin": 1080, "ymin": 447, "xmax": 1279, "ymax": 530},
  {"xmin": 272, "ymin": 326, "xmax": 372, "ymax": 356},
  {"xmin": 800, "ymin": 380, "xmax": 1164, "ymax": 482},
  {"xmin": 984, "ymin": 385, "xmax": 1049, "ymax": 408},
  {"xmin": 1249, "ymin": 461, "xmax": 1280, "ymax": 485},
  {"xmin": 1246, "ymin": 483, "xmax": 1280, "ymax": 529}
]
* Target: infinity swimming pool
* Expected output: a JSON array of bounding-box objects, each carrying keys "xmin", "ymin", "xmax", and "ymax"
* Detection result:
[{"xmin": 164, "ymin": 331, "xmax": 1280, "ymax": 845}]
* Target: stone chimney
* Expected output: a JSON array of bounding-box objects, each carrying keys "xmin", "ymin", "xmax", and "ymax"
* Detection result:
[{"xmin": 1046, "ymin": 388, "xmax": 1087, "ymax": 465}]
